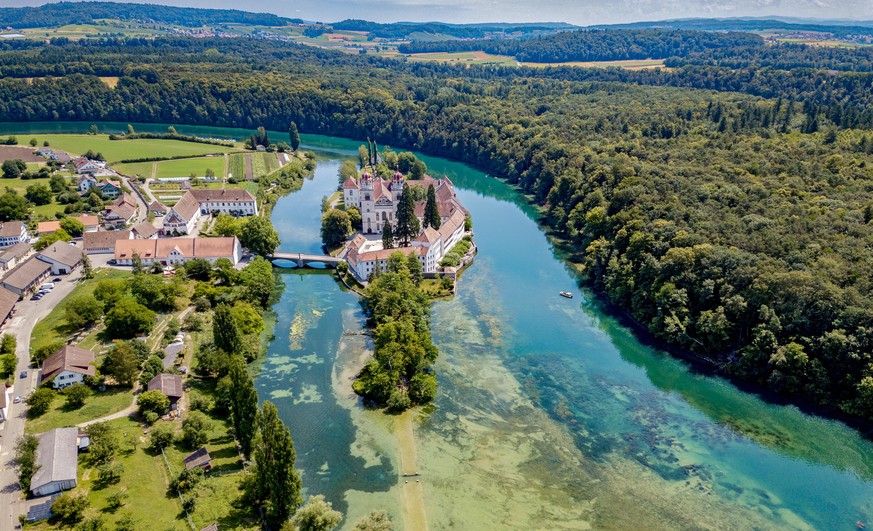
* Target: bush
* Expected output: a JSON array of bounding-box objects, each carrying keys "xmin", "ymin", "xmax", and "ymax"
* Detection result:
[
  {"xmin": 189, "ymin": 394, "xmax": 211, "ymax": 412},
  {"xmin": 26, "ymin": 387, "xmax": 55, "ymax": 417},
  {"xmin": 386, "ymin": 389, "xmax": 411, "ymax": 412},
  {"xmin": 137, "ymin": 390, "xmax": 169, "ymax": 417},
  {"xmin": 31, "ymin": 340, "xmax": 64, "ymax": 365},
  {"xmin": 63, "ymin": 383, "xmax": 91, "ymax": 409},
  {"xmin": 149, "ymin": 422, "xmax": 175, "ymax": 449},
  {"xmin": 143, "ymin": 411, "xmax": 159, "ymax": 425},
  {"xmin": 181, "ymin": 411, "xmax": 209, "ymax": 448},
  {"xmin": 51, "ymin": 492, "xmax": 88, "ymax": 524}
]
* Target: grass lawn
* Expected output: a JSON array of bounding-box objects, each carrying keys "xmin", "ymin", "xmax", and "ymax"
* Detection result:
[
  {"xmin": 113, "ymin": 161, "xmax": 155, "ymax": 178},
  {"xmin": 155, "ymin": 156, "xmax": 227, "ymax": 179},
  {"xmin": 25, "ymin": 387, "xmax": 132, "ymax": 433},
  {"xmin": 30, "ymin": 269, "xmax": 132, "ymax": 354},
  {"xmin": 28, "ymin": 134, "xmax": 241, "ymax": 163}
]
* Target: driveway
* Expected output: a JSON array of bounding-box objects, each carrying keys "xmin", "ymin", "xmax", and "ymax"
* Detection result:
[{"xmin": 0, "ymin": 270, "xmax": 83, "ymax": 531}]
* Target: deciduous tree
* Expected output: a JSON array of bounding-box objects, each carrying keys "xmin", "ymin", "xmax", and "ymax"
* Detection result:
[{"xmin": 251, "ymin": 401, "xmax": 302, "ymax": 528}]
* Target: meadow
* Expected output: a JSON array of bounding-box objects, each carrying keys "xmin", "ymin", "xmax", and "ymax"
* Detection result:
[
  {"xmin": 154, "ymin": 156, "xmax": 227, "ymax": 178},
  {"xmin": 23, "ymin": 134, "xmax": 240, "ymax": 163},
  {"xmin": 406, "ymin": 51, "xmax": 518, "ymax": 66}
]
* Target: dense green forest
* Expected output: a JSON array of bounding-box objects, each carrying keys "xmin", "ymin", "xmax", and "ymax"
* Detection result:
[
  {"xmin": 0, "ymin": 2, "xmax": 297, "ymax": 28},
  {"xmin": 591, "ymin": 17, "xmax": 873, "ymax": 39},
  {"xmin": 398, "ymin": 29, "xmax": 764, "ymax": 62},
  {"xmin": 0, "ymin": 35, "xmax": 871, "ymax": 422},
  {"xmin": 667, "ymin": 43, "xmax": 873, "ymax": 72},
  {"xmin": 333, "ymin": 19, "xmax": 571, "ymax": 39}
]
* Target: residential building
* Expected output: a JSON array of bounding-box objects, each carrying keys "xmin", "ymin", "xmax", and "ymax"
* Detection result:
[
  {"xmin": 76, "ymin": 174, "xmax": 97, "ymax": 193},
  {"xmin": 41, "ymin": 345, "xmax": 96, "ymax": 389},
  {"xmin": 103, "ymin": 194, "xmax": 138, "ymax": 229},
  {"xmin": 72, "ymin": 157, "xmax": 104, "ymax": 175},
  {"xmin": 0, "ymin": 221, "xmax": 28, "ymax": 247},
  {"xmin": 36, "ymin": 241, "xmax": 82, "ymax": 275},
  {"xmin": 114, "ymin": 236, "xmax": 242, "ymax": 266},
  {"xmin": 0, "ymin": 383, "xmax": 8, "ymax": 422},
  {"xmin": 131, "ymin": 221, "xmax": 159, "ymax": 240},
  {"xmin": 0, "ymin": 256, "xmax": 51, "ymax": 295},
  {"xmin": 161, "ymin": 189, "xmax": 258, "ymax": 236},
  {"xmin": 83, "ymin": 230, "xmax": 131, "ymax": 254},
  {"xmin": 147, "ymin": 373, "xmax": 183, "ymax": 411},
  {"xmin": 148, "ymin": 200, "xmax": 168, "ymax": 216},
  {"xmin": 0, "ymin": 242, "xmax": 32, "ymax": 272},
  {"xmin": 0, "ymin": 287, "xmax": 18, "ymax": 325},
  {"xmin": 39, "ymin": 215, "xmax": 100, "ymax": 236},
  {"xmin": 96, "ymin": 179, "xmax": 122, "ymax": 199},
  {"xmin": 30, "ymin": 428, "xmax": 79, "ymax": 497},
  {"xmin": 36, "ymin": 147, "xmax": 71, "ymax": 163}
]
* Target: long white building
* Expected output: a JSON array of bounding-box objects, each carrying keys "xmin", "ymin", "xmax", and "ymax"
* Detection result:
[{"xmin": 162, "ymin": 189, "xmax": 258, "ymax": 236}]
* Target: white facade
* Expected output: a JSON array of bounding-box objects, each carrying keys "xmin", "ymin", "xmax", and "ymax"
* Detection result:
[
  {"xmin": 198, "ymin": 198, "xmax": 257, "ymax": 216},
  {"xmin": 51, "ymin": 370, "xmax": 86, "ymax": 389},
  {"xmin": 0, "ymin": 222, "xmax": 28, "ymax": 248},
  {"xmin": 77, "ymin": 175, "xmax": 97, "ymax": 193}
]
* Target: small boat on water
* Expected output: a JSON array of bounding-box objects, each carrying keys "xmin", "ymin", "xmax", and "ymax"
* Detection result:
[{"xmin": 559, "ymin": 291, "xmax": 573, "ymax": 299}]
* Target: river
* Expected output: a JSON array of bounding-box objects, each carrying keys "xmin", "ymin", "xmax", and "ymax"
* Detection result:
[{"xmin": 4, "ymin": 122, "xmax": 873, "ymax": 529}]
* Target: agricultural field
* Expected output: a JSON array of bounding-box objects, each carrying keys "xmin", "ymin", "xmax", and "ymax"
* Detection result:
[
  {"xmin": 20, "ymin": 134, "xmax": 240, "ymax": 163},
  {"xmin": 20, "ymin": 21, "xmax": 168, "ymax": 40},
  {"xmin": 113, "ymin": 161, "xmax": 155, "ymax": 178},
  {"xmin": 154, "ymin": 156, "xmax": 226, "ymax": 178},
  {"xmin": 406, "ymin": 51, "xmax": 519, "ymax": 66},
  {"xmin": 228, "ymin": 153, "xmax": 246, "ymax": 181}
]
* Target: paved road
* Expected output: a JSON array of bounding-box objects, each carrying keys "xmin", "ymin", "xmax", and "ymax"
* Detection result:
[{"xmin": 0, "ymin": 271, "xmax": 83, "ymax": 530}]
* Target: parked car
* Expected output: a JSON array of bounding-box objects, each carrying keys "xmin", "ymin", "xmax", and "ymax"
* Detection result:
[
  {"xmin": 107, "ymin": 259, "xmax": 117, "ymax": 265},
  {"xmin": 13, "ymin": 396, "xmax": 21, "ymax": 404},
  {"xmin": 52, "ymin": 277, "xmax": 62, "ymax": 282},
  {"xmin": 19, "ymin": 371, "xmax": 26, "ymax": 379}
]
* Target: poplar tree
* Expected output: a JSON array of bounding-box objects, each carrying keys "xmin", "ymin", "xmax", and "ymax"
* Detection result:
[
  {"xmin": 382, "ymin": 223, "xmax": 395, "ymax": 249},
  {"xmin": 213, "ymin": 304, "xmax": 242, "ymax": 354},
  {"xmin": 394, "ymin": 183, "xmax": 419, "ymax": 246},
  {"xmin": 229, "ymin": 356, "xmax": 259, "ymax": 458},
  {"xmin": 288, "ymin": 122, "xmax": 300, "ymax": 151},
  {"xmin": 252, "ymin": 401, "xmax": 302, "ymax": 528},
  {"xmin": 423, "ymin": 184, "xmax": 440, "ymax": 229}
]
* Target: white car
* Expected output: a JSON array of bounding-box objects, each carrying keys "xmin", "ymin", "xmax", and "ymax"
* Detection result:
[{"xmin": 13, "ymin": 396, "xmax": 22, "ymax": 404}]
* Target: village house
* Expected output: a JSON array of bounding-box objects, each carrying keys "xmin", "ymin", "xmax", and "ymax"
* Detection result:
[
  {"xmin": 148, "ymin": 200, "xmax": 168, "ymax": 217},
  {"xmin": 0, "ymin": 256, "xmax": 51, "ymax": 295},
  {"xmin": 36, "ymin": 241, "xmax": 82, "ymax": 275},
  {"xmin": 41, "ymin": 345, "xmax": 96, "ymax": 389},
  {"xmin": 103, "ymin": 194, "xmax": 138, "ymax": 229},
  {"xmin": 36, "ymin": 214, "xmax": 99, "ymax": 237},
  {"xmin": 131, "ymin": 221, "xmax": 159, "ymax": 240},
  {"xmin": 95, "ymin": 179, "xmax": 122, "ymax": 199},
  {"xmin": 184, "ymin": 447, "xmax": 212, "ymax": 471},
  {"xmin": 0, "ymin": 242, "xmax": 32, "ymax": 272},
  {"xmin": 36, "ymin": 147, "xmax": 71, "ymax": 163},
  {"xmin": 114, "ymin": 236, "xmax": 242, "ymax": 266},
  {"xmin": 147, "ymin": 373, "xmax": 184, "ymax": 412},
  {"xmin": 83, "ymin": 230, "xmax": 131, "ymax": 254},
  {"xmin": 30, "ymin": 427, "xmax": 79, "ymax": 497},
  {"xmin": 71, "ymin": 157, "xmax": 105, "ymax": 175},
  {"xmin": 76, "ymin": 174, "xmax": 97, "ymax": 193},
  {"xmin": 161, "ymin": 189, "xmax": 258, "ymax": 236},
  {"xmin": 0, "ymin": 221, "xmax": 29, "ymax": 248}
]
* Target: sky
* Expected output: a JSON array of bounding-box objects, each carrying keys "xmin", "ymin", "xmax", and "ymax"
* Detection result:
[{"xmin": 5, "ymin": 0, "xmax": 873, "ymax": 25}]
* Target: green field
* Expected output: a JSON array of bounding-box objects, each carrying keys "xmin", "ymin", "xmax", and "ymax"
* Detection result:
[
  {"xmin": 20, "ymin": 134, "xmax": 241, "ymax": 163},
  {"xmin": 406, "ymin": 51, "xmax": 518, "ymax": 66},
  {"xmin": 228, "ymin": 153, "xmax": 246, "ymax": 181},
  {"xmin": 154, "ymin": 156, "xmax": 226, "ymax": 178},
  {"xmin": 0, "ymin": 175, "xmax": 72, "ymax": 218},
  {"xmin": 21, "ymin": 21, "xmax": 168, "ymax": 40},
  {"xmin": 113, "ymin": 161, "xmax": 154, "ymax": 178}
]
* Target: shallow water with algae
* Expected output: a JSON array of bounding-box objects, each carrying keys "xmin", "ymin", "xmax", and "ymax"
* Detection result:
[{"xmin": 5, "ymin": 123, "xmax": 873, "ymax": 529}]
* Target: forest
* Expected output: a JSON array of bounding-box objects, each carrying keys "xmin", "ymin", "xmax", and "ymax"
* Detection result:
[
  {"xmin": 0, "ymin": 2, "xmax": 296, "ymax": 29},
  {"xmin": 0, "ymin": 34, "xmax": 871, "ymax": 423},
  {"xmin": 333, "ymin": 19, "xmax": 573, "ymax": 39},
  {"xmin": 398, "ymin": 28, "xmax": 764, "ymax": 62}
]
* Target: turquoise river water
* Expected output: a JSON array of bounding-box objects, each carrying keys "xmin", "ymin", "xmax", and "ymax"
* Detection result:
[{"xmin": 3, "ymin": 122, "xmax": 873, "ymax": 530}]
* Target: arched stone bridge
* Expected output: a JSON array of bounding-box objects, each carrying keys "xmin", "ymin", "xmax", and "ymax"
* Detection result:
[{"xmin": 266, "ymin": 252, "xmax": 343, "ymax": 268}]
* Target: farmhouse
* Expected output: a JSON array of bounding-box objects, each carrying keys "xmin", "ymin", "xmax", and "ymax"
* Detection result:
[
  {"xmin": 114, "ymin": 236, "xmax": 242, "ymax": 266},
  {"xmin": 147, "ymin": 373, "xmax": 183, "ymax": 411},
  {"xmin": 95, "ymin": 179, "xmax": 123, "ymax": 199},
  {"xmin": 148, "ymin": 200, "xmax": 168, "ymax": 216},
  {"xmin": 41, "ymin": 345, "xmax": 96, "ymax": 389},
  {"xmin": 83, "ymin": 230, "xmax": 131, "ymax": 254},
  {"xmin": 30, "ymin": 428, "xmax": 79, "ymax": 497},
  {"xmin": 103, "ymin": 194, "xmax": 138, "ymax": 229},
  {"xmin": 161, "ymin": 192, "xmax": 200, "ymax": 235},
  {"xmin": 71, "ymin": 157, "xmax": 105, "ymax": 175},
  {"xmin": 0, "ymin": 221, "xmax": 29, "ymax": 248},
  {"xmin": 36, "ymin": 241, "xmax": 82, "ymax": 275},
  {"xmin": 76, "ymin": 174, "xmax": 97, "ymax": 193},
  {"xmin": 0, "ymin": 256, "xmax": 51, "ymax": 295}
]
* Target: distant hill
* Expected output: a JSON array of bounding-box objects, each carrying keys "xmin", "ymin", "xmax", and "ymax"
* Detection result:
[
  {"xmin": 589, "ymin": 17, "xmax": 873, "ymax": 38},
  {"xmin": 0, "ymin": 1, "xmax": 301, "ymax": 29},
  {"xmin": 331, "ymin": 19, "xmax": 576, "ymax": 40}
]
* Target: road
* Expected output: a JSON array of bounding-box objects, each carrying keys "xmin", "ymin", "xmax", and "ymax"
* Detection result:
[{"xmin": 0, "ymin": 270, "xmax": 83, "ymax": 530}]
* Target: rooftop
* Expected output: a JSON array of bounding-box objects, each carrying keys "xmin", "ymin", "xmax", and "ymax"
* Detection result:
[
  {"xmin": 42, "ymin": 345, "xmax": 96, "ymax": 382},
  {"xmin": 148, "ymin": 373, "xmax": 183, "ymax": 398},
  {"xmin": 0, "ymin": 242, "xmax": 31, "ymax": 263},
  {"xmin": 1, "ymin": 256, "xmax": 51, "ymax": 291},
  {"xmin": 38, "ymin": 241, "xmax": 83, "ymax": 267},
  {"xmin": 0, "ymin": 221, "xmax": 24, "ymax": 238},
  {"xmin": 83, "ymin": 230, "xmax": 131, "ymax": 251},
  {"xmin": 30, "ymin": 428, "xmax": 78, "ymax": 493}
]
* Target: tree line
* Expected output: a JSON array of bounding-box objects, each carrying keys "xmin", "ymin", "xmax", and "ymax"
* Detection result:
[{"xmin": 399, "ymin": 29, "xmax": 764, "ymax": 63}]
